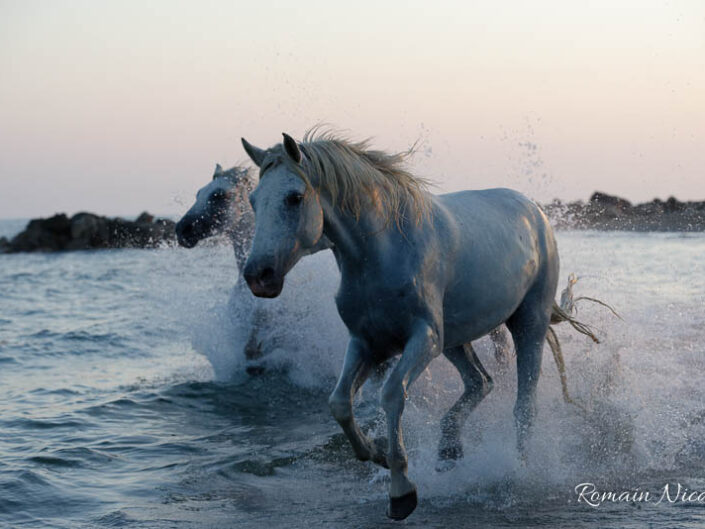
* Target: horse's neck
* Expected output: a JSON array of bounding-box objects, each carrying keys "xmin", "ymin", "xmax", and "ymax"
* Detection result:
[
  {"xmin": 321, "ymin": 200, "xmax": 390, "ymax": 271},
  {"xmin": 228, "ymin": 209, "xmax": 255, "ymax": 273},
  {"xmin": 230, "ymin": 236, "xmax": 248, "ymax": 273}
]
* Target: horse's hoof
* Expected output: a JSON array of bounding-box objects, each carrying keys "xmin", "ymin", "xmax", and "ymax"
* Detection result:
[
  {"xmin": 371, "ymin": 437, "xmax": 389, "ymax": 469},
  {"xmin": 387, "ymin": 489, "xmax": 418, "ymax": 520}
]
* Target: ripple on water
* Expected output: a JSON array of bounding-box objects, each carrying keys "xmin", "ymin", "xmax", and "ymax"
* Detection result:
[
  {"xmin": 28, "ymin": 329, "xmax": 125, "ymax": 345},
  {"xmin": 5, "ymin": 418, "xmax": 91, "ymax": 431},
  {"xmin": 38, "ymin": 447, "xmax": 120, "ymax": 466},
  {"xmin": 28, "ymin": 455, "xmax": 85, "ymax": 469},
  {"xmin": 0, "ymin": 468, "xmax": 99, "ymax": 521}
]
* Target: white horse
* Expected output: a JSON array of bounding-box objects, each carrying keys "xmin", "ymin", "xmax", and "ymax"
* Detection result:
[{"xmin": 241, "ymin": 131, "xmax": 559, "ymax": 520}]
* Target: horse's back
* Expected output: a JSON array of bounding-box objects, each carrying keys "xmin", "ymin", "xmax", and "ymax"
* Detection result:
[
  {"xmin": 432, "ymin": 188, "xmax": 558, "ymax": 346},
  {"xmin": 438, "ymin": 188, "xmax": 546, "ymax": 229}
]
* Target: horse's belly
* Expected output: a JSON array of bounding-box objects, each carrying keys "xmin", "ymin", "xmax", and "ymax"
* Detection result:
[
  {"xmin": 442, "ymin": 304, "xmax": 518, "ymax": 348},
  {"xmin": 441, "ymin": 257, "xmax": 537, "ymax": 347}
]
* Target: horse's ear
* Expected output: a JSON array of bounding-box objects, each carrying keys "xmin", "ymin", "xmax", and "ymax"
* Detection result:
[
  {"xmin": 212, "ymin": 163, "xmax": 223, "ymax": 179},
  {"xmin": 282, "ymin": 133, "xmax": 302, "ymax": 164},
  {"xmin": 241, "ymin": 138, "xmax": 266, "ymax": 167}
]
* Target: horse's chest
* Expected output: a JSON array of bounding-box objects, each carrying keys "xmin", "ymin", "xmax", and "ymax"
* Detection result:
[{"xmin": 335, "ymin": 281, "xmax": 420, "ymax": 353}]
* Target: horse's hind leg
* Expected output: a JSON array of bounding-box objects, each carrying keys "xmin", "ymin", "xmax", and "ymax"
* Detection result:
[
  {"xmin": 506, "ymin": 297, "xmax": 552, "ymax": 454},
  {"xmin": 437, "ymin": 343, "xmax": 493, "ymax": 467},
  {"xmin": 489, "ymin": 326, "xmax": 512, "ymax": 365}
]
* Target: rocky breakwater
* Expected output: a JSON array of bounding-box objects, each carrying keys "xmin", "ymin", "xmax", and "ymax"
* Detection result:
[
  {"xmin": 543, "ymin": 192, "xmax": 705, "ymax": 231},
  {"xmin": 0, "ymin": 212, "xmax": 176, "ymax": 253}
]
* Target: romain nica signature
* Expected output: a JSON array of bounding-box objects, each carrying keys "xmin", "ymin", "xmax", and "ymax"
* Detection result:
[{"xmin": 575, "ymin": 482, "xmax": 705, "ymax": 508}]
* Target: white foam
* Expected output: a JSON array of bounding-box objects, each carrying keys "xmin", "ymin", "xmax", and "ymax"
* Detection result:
[{"xmin": 189, "ymin": 250, "xmax": 348, "ymax": 386}]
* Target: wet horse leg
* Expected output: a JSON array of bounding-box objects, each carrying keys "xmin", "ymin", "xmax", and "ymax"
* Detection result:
[
  {"xmin": 506, "ymin": 299, "xmax": 551, "ymax": 454},
  {"xmin": 328, "ymin": 337, "xmax": 388, "ymax": 467},
  {"xmin": 437, "ymin": 343, "xmax": 493, "ymax": 466},
  {"xmin": 381, "ymin": 322, "xmax": 441, "ymax": 520},
  {"xmin": 489, "ymin": 326, "xmax": 512, "ymax": 364}
]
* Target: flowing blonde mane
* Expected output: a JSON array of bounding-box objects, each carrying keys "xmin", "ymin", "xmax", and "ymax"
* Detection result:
[{"xmin": 270, "ymin": 129, "xmax": 432, "ymax": 228}]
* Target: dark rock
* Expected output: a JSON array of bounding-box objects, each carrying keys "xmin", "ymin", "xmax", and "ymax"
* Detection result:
[
  {"xmin": 8, "ymin": 214, "xmax": 72, "ymax": 251},
  {"xmin": 543, "ymin": 193, "xmax": 705, "ymax": 232},
  {"xmin": 69, "ymin": 212, "xmax": 111, "ymax": 249},
  {"xmin": 135, "ymin": 212, "xmax": 154, "ymax": 224},
  {"xmin": 3, "ymin": 212, "xmax": 176, "ymax": 253},
  {"xmin": 664, "ymin": 196, "xmax": 685, "ymax": 213},
  {"xmin": 585, "ymin": 192, "xmax": 632, "ymax": 222},
  {"xmin": 633, "ymin": 200, "xmax": 663, "ymax": 216},
  {"xmin": 589, "ymin": 192, "xmax": 632, "ymax": 210}
]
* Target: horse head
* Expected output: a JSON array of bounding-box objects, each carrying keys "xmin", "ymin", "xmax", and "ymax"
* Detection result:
[
  {"xmin": 240, "ymin": 134, "xmax": 325, "ymax": 298},
  {"xmin": 176, "ymin": 164, "xmax": 254, "ymax": 248}
]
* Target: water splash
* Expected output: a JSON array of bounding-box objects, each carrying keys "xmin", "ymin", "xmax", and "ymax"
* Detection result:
[{"xmin": 189, "ymin": 251, "xmax": 348, "ymax": 387}]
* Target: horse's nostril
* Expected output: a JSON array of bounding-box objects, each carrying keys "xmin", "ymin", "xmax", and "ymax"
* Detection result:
[{"xmin": 260, "ymin": 267, "xmax": 275, "ymax": 281}]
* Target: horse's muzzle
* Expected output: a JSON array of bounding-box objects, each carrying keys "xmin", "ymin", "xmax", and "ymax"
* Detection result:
[
  {"xmin": 175, "ymin": 219, "xmax": 199, "ymax": 248},
  {"xmin": 243, "ymin": 263, "xmax": 284, "ymax": 298}
]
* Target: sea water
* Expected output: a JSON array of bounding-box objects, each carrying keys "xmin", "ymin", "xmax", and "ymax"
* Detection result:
[{"xmin": 1, "ymin": 222, "xmax": 704, "ymax": 528}]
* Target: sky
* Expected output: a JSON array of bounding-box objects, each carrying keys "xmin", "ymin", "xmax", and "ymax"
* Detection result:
[{"xmin": 0, "ymin": 0, "xmax": 703, "ymax": 218}]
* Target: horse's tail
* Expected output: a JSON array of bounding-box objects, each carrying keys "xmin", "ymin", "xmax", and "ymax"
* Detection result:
[
  {"xmin": 547, "ymin": 274, "xmax": 621, "ymax": 410},
  {"xmin": 551, "ymin": 300, "xmax": 600, "ymax": 343}
]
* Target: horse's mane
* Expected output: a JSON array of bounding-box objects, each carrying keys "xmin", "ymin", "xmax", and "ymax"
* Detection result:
[
  {"xmin": 217, "ymin": 165, "xmax": 253, "ymax": 181},
  {"xmin": 276, "ymin": 129, "xmax": 432, "ymax": 227},
  {"xmin": 215, "ymin": 165, "xmax": 256, "ymax": 194}
]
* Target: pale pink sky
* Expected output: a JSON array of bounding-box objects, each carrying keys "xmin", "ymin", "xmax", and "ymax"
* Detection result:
[{"xmin": 1, "ymin": 0, "xmax": 703, "ymax": 218}]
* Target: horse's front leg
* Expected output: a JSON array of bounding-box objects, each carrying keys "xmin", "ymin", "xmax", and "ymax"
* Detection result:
[
  {"xmin": 328, "ymin": 337, "xmax": 387, "ymax": 467},
  {"xmin": 381, "ymin": 321, "xmax": 442, "ymax": 520}
]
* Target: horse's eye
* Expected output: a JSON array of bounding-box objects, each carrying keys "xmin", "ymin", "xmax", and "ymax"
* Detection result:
[
  {"xmin": 210, "ymin": 191, "xmax": 226, "ymax": 202},
  {"xmin": 285, "ymin": 192, "xmax": 304, "ymax": 207}
]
